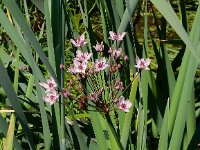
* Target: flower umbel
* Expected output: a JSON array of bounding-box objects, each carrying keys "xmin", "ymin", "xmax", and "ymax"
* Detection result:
[{"xmin": 134, "ymin": 56, "xmax": 151, "ymax": 70}]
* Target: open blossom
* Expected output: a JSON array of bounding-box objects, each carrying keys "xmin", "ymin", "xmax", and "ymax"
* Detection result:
[
  {"xmin": 112, "ymin": 48, "xmax": 122, "ymax": 59},
  {"xmin": 75, "ymin": 50, "xmax": 92, "ymax": 62},
  {"xmin": 69, "ymin": 60, "xmax": 88, "ymax": 74},
  {"xmin": 70, "ymin": 34, "xmax": 87, "ymax": 47},
  {"xmin": 43, "ymin": 90, "xmax": 60, "ymax": 105},
  {"xmin": 94, "ymin": 57, "xmax": 109, "ymax": 72},
  {"xmin": 134, "ymin": 56, "xmax": 151, "ymax": 70},
  {"xmin": 115, "ymin": 96, "xmax": 132, "ymax": 112},
  {"xmin": 109, "ymin": 31, "xmax": 126, "ymax": 41},
  {"xmin": 39, "ymin": 77, "xmax": 57, "ymax": 92},
  {"xmin": 93, "ymin": 42, "xmax": 104, "ymax": 52}
]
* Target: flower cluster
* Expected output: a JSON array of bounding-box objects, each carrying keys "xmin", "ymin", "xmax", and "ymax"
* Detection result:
[
  {"xmin": 39, "ymin": 31, "xmax": 151, "ymax": 113},
  {"xmin": 68, "ymin": 31, "xmax": 132, "ymax": 113}
]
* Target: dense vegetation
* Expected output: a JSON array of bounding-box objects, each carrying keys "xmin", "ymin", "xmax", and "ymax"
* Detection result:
[{"xmin": 0, "ymin": 0, "xmax": 200, "ymax": 149}]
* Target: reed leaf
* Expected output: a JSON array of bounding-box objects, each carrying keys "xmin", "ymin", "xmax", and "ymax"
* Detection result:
[
  {"xmin": 3, "ymin": 113, "xmax": 15, "ymax": 150},
  {"xmin": 168, "ymin": 5, "xmax": 200, "ymax": 148},
  {"xmin": 0, "ymin": 114, "xmax": 22, "ymax": 150},
  {"xmin": 120, "ymin": 75, "xmax": 139, "ymax": 149},
  {"xmin": 0, "ymin": 58, "xmax": 35, "ymax": 149},
  {"xmin": 149, "ymin": 0, "xmax": 200, "ymax": 62},
  {"xmin": 3, "ymin": 0, "xmax": 57, "ymax": 81},
  {"xmin": 89, "ymin": 112, "xmax": 108, "ymax": 150}
]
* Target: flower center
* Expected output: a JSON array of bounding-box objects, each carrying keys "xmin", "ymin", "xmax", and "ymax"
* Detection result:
[
  {"xmin": 49, "ymin": 83, "xmax": 54, "ymax": 88},
  {"xmin": 78, "ymin": 64, "xmax": 83, "ymax": 70},
  {"xmin": 98, "ymin": 62, "xmax": 103, "ymax": 68},
  {"xmin": 121, "ymin": 103, "xmax": 127, "ymax": 109}
]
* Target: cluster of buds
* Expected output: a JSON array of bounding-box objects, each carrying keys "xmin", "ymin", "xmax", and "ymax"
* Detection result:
[{"xmin": 39, "ymin": 31, "xmax": 151, "ymax": 113}]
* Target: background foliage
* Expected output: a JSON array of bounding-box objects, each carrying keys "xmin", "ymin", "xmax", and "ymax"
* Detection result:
[{"xmin": 0, "ymin": 0, "xmax": 200, "ymax": 149}]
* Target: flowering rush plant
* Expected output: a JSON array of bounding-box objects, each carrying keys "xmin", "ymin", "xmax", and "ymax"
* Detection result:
[{"xmin": 39, "ymin": 32, "xmax": 150, "ymax": 113}]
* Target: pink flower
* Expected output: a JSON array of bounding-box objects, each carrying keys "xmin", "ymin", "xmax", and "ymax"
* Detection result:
[
  {"xmin": 112, "ymin": 48, "xmax": 122, "ymax": 59},
  {"xmin": 94, "ymin": 57, "xmax": 109, "ymax": 72},
  {"xmin": 43, "ymin": 90, "xmax": 60, "ymax": 105},
  {"xmin": 69, "ymin": 60, "xmax": 88, "ymax": 74},
  {"xmin": 70, "ymin": 34, "xmax": 87, "ymax": 47},
  {"xmin": 108, "ymin": 48, "xmax": 113, "ymax": 54},
  {"xmin": 124, "ymin": 55, "xmax": 129, "ymax": 61},
  {"xmin": 114, "ymin": 80, "xmax": 124, "ymax": 90},
  {"xmin": 62, "ymin": 88, "xmax": 71, "ymax": 98},
  {"xmin": 60, "ymin": 64, "xmax": 65, "ymax": 69},
  {"xmin": 115, "ymin": 96, "xmax": 132, "ymax": 112},
  {"xmin": 39, "ymin": 77, "xmax": 57, "ymax": 92},
  {"xmin": 75, "ymin": 50, "xmax": 92, "ymax": 62},
  {"xmin": 134, "ymin": 56, "xmax": 151, "ymax": 70},
  {"xmin": 109, "ymin": 31, "xmax": 126, "ymax": 41},
  {"xmin": 93, "ymin": 42, "xmax": 104, "ymax": 52}
]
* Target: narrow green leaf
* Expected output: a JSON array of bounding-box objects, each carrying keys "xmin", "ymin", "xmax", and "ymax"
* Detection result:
[
  {"xmin": 0, "ymin": 8, "xmax": 44, "ymax": 81},
  {"xmin": 72, "ymin": 115, "xmax": 88, "ymax": 150},
  {"xmin": 44, "ymin": 0, "xmax": 56, "ymax": 70},
  {"xmin": 89, "ymin": 112, "xmax": 108, "ymax": 150},
  {"xmin": 3, "ymin": 0, "xmax": 57, "ymax": 81},
  {"xmin": 158, "ymin": 100, "xmax": 169, "ymax": 150},
  {"xmin": 0, "ymin": 114, "xmax": 22, "ymax": 150},
  {"xmin": 13, "ymin": 49, "xmax": 20, "ymax": 92},
  {"xmin": 120, "ymin": 75, "xmax": 139, "ymax": 149},
  {"xmin": 30, "ymin": 0, "xmax": 44, "ymax": 14},
  {"xmin": 116, "ymin": 0, "xmax": 125, "ymax": 19},
  {"xmin": 149, "ymin": 0, "xmax": 200, "ymax": 62},
  {"xmin": 186, "ymin": 88, "xmax": 196, "ymax": 145},
  {"xmin": 0, "ymin": 58, "xmax": 35, "ymax": 149},
  {"xmin": 51, "ymin": 0, "xmax": 66, "ymax": 148},
  {"xmin": 169, "ymin": 5, "xmax": 200, "ymax": 137},
  {"xmin": 118, "ymin": 0, "xmax": 139, "ymax": 33},
  {"xmin": 136, "ymin": 104, "xmax": 144, "ymax": 150},
  {"xmin": 169, "ymin": 43, "xmax": 200, "ymax": 150},
  {"xmin": 3, "ymin": 113, "xmax": 15, "ymax": 150}
]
